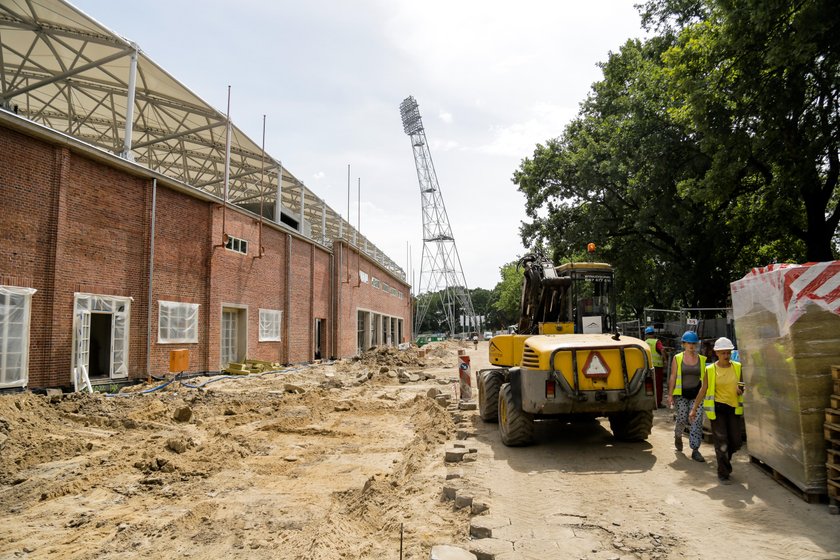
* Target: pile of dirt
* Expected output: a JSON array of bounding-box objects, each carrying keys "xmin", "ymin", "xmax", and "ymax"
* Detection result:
[
  {"xmin": 0, "ymin": 364, "xmax": 466, "ymax": 559},
  {"xmin": 356, "ymin": 345, "xmax": 428, "ymax": 368}
]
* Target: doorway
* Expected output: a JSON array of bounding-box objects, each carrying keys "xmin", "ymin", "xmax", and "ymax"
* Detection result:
[
  {"xmin": 314, "ymin": 318, "xmax": 325, "ymax": 360},
  {"xmin": 72, "ymin": 293, "xmax": 131, "ymax": 391},
  {"xmin": 89, "ymin": 313, "xmax": 113, "ymax": 378},
  {"xmin": 221, "ymin": 307, "xmax": 247, "ymax": 368}
]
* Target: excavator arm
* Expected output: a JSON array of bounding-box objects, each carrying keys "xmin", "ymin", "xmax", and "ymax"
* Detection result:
[{"xmin": 516, "ymin": 250, "xmax": 572, "ymax": 334}]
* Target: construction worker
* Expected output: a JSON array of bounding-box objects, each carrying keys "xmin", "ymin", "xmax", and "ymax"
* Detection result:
[
  {"xmin": 644, "ymin": 326, "xmax": 665, "ymax": 407},
  {"xmin": 689, "ymin": 337, "xmax": 744, "ymax": 484},
  {"xmin": 668, "ymin": 331, "xmax": 706, "ymax": 462}
]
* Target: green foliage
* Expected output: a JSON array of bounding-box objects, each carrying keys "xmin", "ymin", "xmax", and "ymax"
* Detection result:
[
  {"xmin": 513, "ymin": 0, "xmax": 838, "ymax": 313},
  {"xmin": 493, "ymin": 261, "xmax": 523, "ymax": 327}
]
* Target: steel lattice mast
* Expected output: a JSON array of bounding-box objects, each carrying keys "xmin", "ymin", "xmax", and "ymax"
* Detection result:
[{"xmin": 400, "ymin": 96, "xmax": 477, "ymax": 337}]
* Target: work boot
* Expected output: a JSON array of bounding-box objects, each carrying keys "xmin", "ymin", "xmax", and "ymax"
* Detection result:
[
  {"xmin": 691, "ymin": 449, "xmax": 705, "ymax": 462},
  {"xmin": 674, "ymin": 436, "xmax": 683, "ymax": 452}
]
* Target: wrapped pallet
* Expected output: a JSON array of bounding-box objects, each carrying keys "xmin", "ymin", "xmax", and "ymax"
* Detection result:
[{"xmin": 731, "ymin": 262, "xmax": 840, "ymax": 493}]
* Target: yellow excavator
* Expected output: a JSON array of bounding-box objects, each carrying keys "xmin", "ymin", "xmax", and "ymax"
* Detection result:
[{"xmin": 478, "ymin": 249, "xmax": 656, "ymax": 446}]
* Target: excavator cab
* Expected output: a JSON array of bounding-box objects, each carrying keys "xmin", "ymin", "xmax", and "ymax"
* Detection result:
[
  {"xmin": 557, "ymin": 262, "xmax": 616, "ymax": 335},
  {"xmin": 515, "ymin": 251, "xmax": 616, "ymax": 336}
]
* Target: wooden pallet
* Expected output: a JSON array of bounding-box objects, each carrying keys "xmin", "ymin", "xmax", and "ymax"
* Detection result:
[
  {"xmin": 829, "ymin": 480, "xmax": 840, "ymax": 515},
  {"xmin": 749, "ymin": 456, "xmax": 826, "ymax": 504},
  {"xmin": 827, "ymin": 408, "xmax": 840, "ymax": 425},
  {"xmin": 826, "ymin": 423, "xmax": 840, "ymax": 445},
  {"xmin": 832, "ymin": 394, "xmax": 840, "ymax": 410}
]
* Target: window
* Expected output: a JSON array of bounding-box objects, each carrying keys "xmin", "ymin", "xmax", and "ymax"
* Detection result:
[
  {"xmin": 371, "ymin": 277, "xmax": 381, "ymax": 289},
  {"xmin": 0, "ymin": 286, "xmax": 36, "ymax": 389},
  {"xmin": 359, "ymin": 270, "xmax": 369, "ymax": 284},
  {"xmin": 158, "ymin": 301, "xmax": 199, "ymax": 343},
  {"xmin": 259, "ymin": 309, "xmax": 282, "ymax": 341},
  {"xmin": 225, "ymin": 235, "xmax": 248, "ymax": 254},
  {"xmin": 383, "ymin": 282, "xmax": 390, "ymax": 293}
]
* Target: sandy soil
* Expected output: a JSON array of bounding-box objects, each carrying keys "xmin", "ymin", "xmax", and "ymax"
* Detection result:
[
  {"xmin": 0, "ymin": 344, "xmax": 468, "ymax": 559},
  {"xmin": 2, "ymin": 341, "xmax": 838, "ymax": 560}
]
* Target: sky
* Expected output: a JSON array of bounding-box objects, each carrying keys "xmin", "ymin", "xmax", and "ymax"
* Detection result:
[{"xmin": 71, "ymin": 0, "xmax": 648, "ymax": 290}]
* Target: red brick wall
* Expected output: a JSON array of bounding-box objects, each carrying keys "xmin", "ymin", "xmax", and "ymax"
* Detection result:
[
  {"xmin": 0, "ymin": 125, "xmax": 151, "ymax": 387},
  {"xmin": 0, "ymin": 127, "xmax": 63, "ymax": 387},
  {"xmin": 0, "ymin": 120, "xmax": 410, "ymax": 388},
  {"xmin": 149, "ymin": 187, "xmax": 211, "ymax": 375},
  {"xmin": 334, "ymin": 240, "xmax": 412, "ymax": 357}
]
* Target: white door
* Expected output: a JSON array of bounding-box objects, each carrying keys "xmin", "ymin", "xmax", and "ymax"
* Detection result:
[
  {"xmin": 111, "ymin": 309, "xmax": 128, "ymax": 378},
  {"xmin": 74, "ymin": 310, "xmax": 91, "ymax": 392},
  {"xmin": 221, "ymin": 309, "xmax": 239, "ymax": 367}
]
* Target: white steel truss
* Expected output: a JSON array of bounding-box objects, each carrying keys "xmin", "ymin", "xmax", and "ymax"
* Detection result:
[
  {"xmin": 400, "ymin": 96, "xmax": 475, "ymax": 336},
  {"xmin": 0, "ymin": 0, "xmax": 404, "ymax": 279}
]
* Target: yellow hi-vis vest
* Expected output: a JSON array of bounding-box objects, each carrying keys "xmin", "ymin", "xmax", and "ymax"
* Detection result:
[
  {"xmin": 702, "ymin": 361, "xmax": 743, "ymax": 420},
  {"xmin": 646, "ymin": 337, "xmax": 664, "ymax": 367},
  {"xmin": 673, "ymin": 352, "xmax": 707, "ymax": 396}
]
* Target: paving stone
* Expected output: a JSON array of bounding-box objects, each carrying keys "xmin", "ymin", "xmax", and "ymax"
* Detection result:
[
  {"xmin": 470, "ymin": 499, "xmax": 489, "ymax": 515},
  {"xmin": 454, "ymin": 494, "xmax": 473, "ymax": 509},
  {"xmin": 470, "ymin": 516, "xmax": 510, "ymax": 539},
  {"xmin": 429, "ymin": 545, "xmax": 477, "ymax": 560},
  {"xmin": 442, "ymin": 485, "xmax": 458, "ymax": 500},
  {"xmin": 458, "ymin": 401, "xmax": 478, "ymax": 411},
  {"xmin": 444, "ymin": 448, "xmax": 468, "ymax": 462},
  {"xmin": 469, "ymin": 537, "xmax": 514, "ymax": 560}
]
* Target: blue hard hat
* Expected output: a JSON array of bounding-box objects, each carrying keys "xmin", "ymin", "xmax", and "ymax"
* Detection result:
[
  {"xmin": 681, "ymin": 331, "xmax": 700, "ymax": 344},
  {"xmin": 644, "ymin": 326, "xmax": 655, "ymax": 334}
]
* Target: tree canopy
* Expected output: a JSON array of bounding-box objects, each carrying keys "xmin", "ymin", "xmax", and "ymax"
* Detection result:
[{"xmin": 514, "ymin": 0, "xmax": 839, "ymax": 313}]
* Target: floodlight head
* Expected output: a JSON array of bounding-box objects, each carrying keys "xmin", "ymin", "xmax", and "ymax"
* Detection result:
[{"xmin": 400, "ymin": 96, "xmax": 424, "ymax": 135}]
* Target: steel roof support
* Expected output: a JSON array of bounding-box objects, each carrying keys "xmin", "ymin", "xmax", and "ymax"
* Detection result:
[{"xmin": 120, "ymin": 45, "xmax": 138, "ymax": 160}]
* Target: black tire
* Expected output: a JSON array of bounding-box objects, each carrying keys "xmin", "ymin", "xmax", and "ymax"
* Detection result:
[
  {"xmin": 608, "ymin": 410, "xmax": 654, "ymax": 442},
  {"xmin": 478, "ymin": 369, "xmax": 504, "ymax": 422},
  {"xmin": 498, "ymin": 383, "xmax": 535, "ymax": 446}
]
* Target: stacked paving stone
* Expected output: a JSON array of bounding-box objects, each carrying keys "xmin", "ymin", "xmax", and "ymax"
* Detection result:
[{"xmin": 429, "ymin": 397, "xmax": 514, "ymax": 560}]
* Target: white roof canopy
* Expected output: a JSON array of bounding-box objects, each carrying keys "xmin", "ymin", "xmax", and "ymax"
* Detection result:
[{"xmin": 0, "ymin": 0, "xmax": 404, "ymax": 279}]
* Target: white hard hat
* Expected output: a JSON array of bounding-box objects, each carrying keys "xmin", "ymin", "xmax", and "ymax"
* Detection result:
[{"xmin": 713, "ymin": 337, "xmax": 735, "ymax": 351}]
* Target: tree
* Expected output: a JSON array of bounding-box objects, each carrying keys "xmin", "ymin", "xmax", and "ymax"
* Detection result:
[
  {"xmin": 647, "ymin": 0, "xmax": 840, "ymax": 261},
  {"xmin": 493, "ymin": 261, "xmax": 523, "ymax": 327},
  {"xmin": 515, "ymin": 38, "xmax": 736, "ymax": 311},
  {"xmin": 514, "ymin": 1, "xmax": 839, "ymax": 313}
]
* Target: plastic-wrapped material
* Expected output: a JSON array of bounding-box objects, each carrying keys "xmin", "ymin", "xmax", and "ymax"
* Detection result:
[{"xmin": 731, "ymin": 262, "xmax": 840, "ymax": 493}]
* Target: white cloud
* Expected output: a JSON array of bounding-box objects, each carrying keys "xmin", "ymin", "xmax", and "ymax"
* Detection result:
[
  {"xmin": 438, "ymin": 111, "xmax": 453, "ymax": 124},
  {"xmin": 313, "ymin": 171, "xmax": 325, "ymax": 180}
]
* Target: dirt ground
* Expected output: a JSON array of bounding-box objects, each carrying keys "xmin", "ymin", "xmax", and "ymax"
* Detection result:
[
  {"xmin": 0, "ymin": 344, "xmax": 468, "ymax": 559},
  {"xmin": 1, "ymin": 341, "xmax": 838, "ymax": 560}
]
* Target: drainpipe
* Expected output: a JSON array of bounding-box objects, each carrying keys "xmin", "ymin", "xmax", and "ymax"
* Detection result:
[{"xmin": 146, "ymin": 178, "xmax": 157, "ymax": 381}]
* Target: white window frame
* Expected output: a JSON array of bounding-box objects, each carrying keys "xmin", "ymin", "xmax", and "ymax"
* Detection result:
[
  {"xmin": 0, "ymin": 286, "xmax": 36, "ymax": 389},
  {"xmin": 225, "ymin": 235, "xmax": 248, "ymax": 255},
  {"xmin": 371, "ymin": 277, "xmax": 381, "ymax": 289},
  {"xmin": 359, "ymin": 270, "xmax": 369, "ymax": 284},
  {"xmin": 158, "ymin": 301, "xmax": 199, "ymax": 344},
  {"xmin": 259, "ymin": 309, "xmax": 282, "ymax": 341}
]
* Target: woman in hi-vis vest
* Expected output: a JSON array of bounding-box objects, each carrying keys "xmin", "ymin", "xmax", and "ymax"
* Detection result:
[
  {"xmin": 689, "ymin": 337, "xmax": 744, "ymax": 484},
  {"xmin": 667, "ymin": 331, "xmax": 706, "ymax": 462}
]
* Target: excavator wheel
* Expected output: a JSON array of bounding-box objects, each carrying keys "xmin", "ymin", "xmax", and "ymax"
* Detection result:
[
  {"xmin": 608, "ymin": 410, "xmax": 653, "ymax": 442},
  {"xmin": 498, "ymin": 383, "xmax": 535, "ymax": 446},
  {"xmin": 478, "ymin": 369, "xmax": 504, "ymax": 422}
]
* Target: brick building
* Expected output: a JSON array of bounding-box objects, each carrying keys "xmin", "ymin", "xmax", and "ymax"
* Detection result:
[
  {"xmin": 0, "ymin": 1, "xmax": 413, "ymax": 392},
  {"xmin": 0, "ymin": 113, "xmax": 411, "ymax": 390}
]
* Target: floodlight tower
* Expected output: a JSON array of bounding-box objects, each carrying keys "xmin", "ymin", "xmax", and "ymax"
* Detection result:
[{"xmin": 400, "ymin": 96, "xmax": 477, "ymax": 337}]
